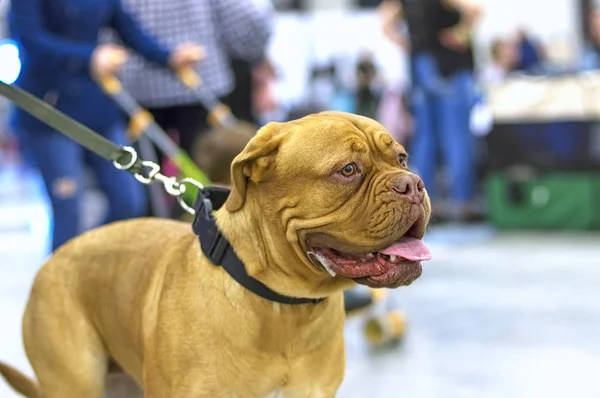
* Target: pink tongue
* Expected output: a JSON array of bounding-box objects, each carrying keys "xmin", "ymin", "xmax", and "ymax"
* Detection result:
[{"xmin": 379, "ymin": 237, "xmax": 431, "ymax": 261}]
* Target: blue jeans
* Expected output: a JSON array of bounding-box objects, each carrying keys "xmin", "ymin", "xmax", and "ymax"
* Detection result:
[
  {"xmin": 19, "ymin": 124, "xmax": 147, "ymax": 251},
  {"xmin": 409, "ymin": 53, "xmax": 476, "ymax": 204}
]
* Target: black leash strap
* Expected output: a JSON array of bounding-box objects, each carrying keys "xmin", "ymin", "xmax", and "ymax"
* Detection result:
[{"xmin": 0, "ymin": 81, "xmax": 139, "ymax": 172}]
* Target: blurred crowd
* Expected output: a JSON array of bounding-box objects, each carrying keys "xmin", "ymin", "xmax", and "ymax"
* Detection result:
[{"xmin": 1, "ymin": 0, "xmax": 599, "ymax": 245}]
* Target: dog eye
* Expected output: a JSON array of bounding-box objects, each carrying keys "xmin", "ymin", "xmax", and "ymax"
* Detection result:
[
  {"xmin": 398, "ymin": 154, "xmax": 407, "ymax": 167},
  {"xmin": 340, "ymin": 163, "xmax": 358, "ymax": 177}
]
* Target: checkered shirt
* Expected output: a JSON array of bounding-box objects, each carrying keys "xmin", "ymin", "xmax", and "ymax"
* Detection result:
[{"xmin": 116, "ymin": 0, "xmax": 274, "ymax": 108}]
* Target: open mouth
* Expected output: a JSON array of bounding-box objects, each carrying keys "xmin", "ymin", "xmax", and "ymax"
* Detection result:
[{"xmin": 307, "ymin": 234, "xmax": 431, "ymax": 288}]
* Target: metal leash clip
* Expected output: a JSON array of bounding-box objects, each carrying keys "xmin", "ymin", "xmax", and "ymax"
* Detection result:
[
  {"xmin": 113, "ymin": 146, "xmax": 204, "ymax": 215},
  {"xmin": 0, "ymin": 81, "xmax": 206, "ymax": 217}
]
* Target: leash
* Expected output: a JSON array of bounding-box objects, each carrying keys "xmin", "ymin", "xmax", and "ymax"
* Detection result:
[
  {"xmin": 0, "ymin": 82, "xmax": 130, "ymax": 167},
  {"xmin": 177, "ymin": 68, "xmax": 238, "ymax": 127},
  {"xmin": 98, "ymin": 73, "xmax": 212, "ymax": 206},
  {"xmin": 0, "ymin": 80, "xmax": 200, "ymax": 215},
  {"xmin": 97, "ymin": 68, "xmax": 238, "ymax": 202},
  {"xmin": 136, "ymin": 134, "xmax": 172, "ymax": 219},
  {"xmin": 0, "ymin": 79, "xmax": 323, "ymax": 306},
  {"xmin": 98, "ymin": 74, "xmax": 211, "ymax": 187}
]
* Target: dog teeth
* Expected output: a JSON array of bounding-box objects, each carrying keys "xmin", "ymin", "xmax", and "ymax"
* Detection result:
[
  {"xmin": 322, "ymin": 262, "xmax": 337, "ymax": 277},
  {"xmin": 389, "ymin": 255, "xmax": 397, "ymax": 262},
  {"xmin": 367, "ymin": 253, "xmax": 375, "ymax": 258},
  {"xmin": 309, "ymin": 251, "xmax": 337, "ymax": 277}
]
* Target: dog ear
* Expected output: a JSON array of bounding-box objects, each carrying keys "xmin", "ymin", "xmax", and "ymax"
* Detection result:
[{"xmin": 225, "ymin": 122, "xmax": 285, "ymax": 212}]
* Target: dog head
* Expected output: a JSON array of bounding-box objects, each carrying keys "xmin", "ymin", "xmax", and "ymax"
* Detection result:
[{"xmin": 221, "ymin": 111, "xmax": 431, "ymax": 296}]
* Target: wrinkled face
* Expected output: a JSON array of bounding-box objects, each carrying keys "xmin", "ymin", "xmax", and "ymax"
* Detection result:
[{"xmin": 227, "ymin": 112, "xmax": 431, "ymax": 289}]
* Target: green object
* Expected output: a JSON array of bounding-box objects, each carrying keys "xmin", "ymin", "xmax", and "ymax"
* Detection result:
[
  {"xmin": 174, "ymin": 151, "xmax": 211, "ymax": 186},
  {"xmin": 485, "ymin": 172, "xmax": 600, "ymax": 230},
  {"xmin": 174, "ymin": 151, "xmax": 212, "ymax": 205},
  {"xmin": 106, "ymin": 83, "xmax": 212, "ymax": 208},
  {"xmin": 0, "ymin": 80, "xmax": 213, "ymax": 215}
]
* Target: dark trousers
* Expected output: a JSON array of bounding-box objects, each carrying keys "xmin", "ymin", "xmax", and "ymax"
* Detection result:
[
  {"xmin": 223, "ymin": 58, "xmax": 257, "ymax": 125},
  {"xmin": 20, "ymin": 124, "xmax": 147, "ymax": 251},
  {"xmin": 145, "ymin": 102, "xmax": 210, "ymax": 156}
]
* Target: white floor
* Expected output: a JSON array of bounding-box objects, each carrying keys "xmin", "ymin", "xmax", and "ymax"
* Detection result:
[{"xmin": 2, "ymin": 167, "xmax": 600, "ymax": 398}]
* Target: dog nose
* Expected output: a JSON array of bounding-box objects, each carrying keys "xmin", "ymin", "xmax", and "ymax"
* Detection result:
[{"xmin": 391, "ymin": 174, "xmax": 425, "ymax": 203}]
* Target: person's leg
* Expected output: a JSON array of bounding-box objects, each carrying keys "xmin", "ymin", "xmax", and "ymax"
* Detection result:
[
  {"xmin": 146, "ymin": 104, "xmax": 209, "ymax": 219},
  {"xmin": 146, "ymin": 106, "xmax": 168, "ymax": 129},
  {"xmin": 223, "ymin": 58, "xmax": 257, "ymax": 124},
  {"xmin": 436, "ymin": 71, "xmax": 477, "ymax": 210},
  {"xmin": 408, "ymin": 53, "xmax": 440, "ymax": 200},
  {"xmin": 87, "ymin": 124, "xmax": 148, "ymax": 225},
  {"xmin": 145, "ymin": 105, "xmax": 181, "ymax": 190},
  {"xmin": 172, "ymin": 104, "xmax": 210, "ymax": 156},
  {"xmin": 22, "ymin": 130, "xmax": 83, "ymax": 251},
  {"xmin": 146, "ymin": 103, "xmax": 209, "ymax": 163}
]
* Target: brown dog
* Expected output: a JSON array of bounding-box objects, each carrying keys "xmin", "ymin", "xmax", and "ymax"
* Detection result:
[{"xmin": 0, "ymin": 111, "xmax": 431, "ymax": 398}]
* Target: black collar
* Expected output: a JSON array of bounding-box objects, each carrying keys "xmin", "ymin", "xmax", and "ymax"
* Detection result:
[{"xmin": 191, "ymin": 187, "xmax": 325, "ymax": 306}]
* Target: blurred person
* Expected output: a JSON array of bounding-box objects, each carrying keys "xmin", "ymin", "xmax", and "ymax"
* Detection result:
[
  {"xmin": 581, "ymin": 8, "xmax": 600, "ymax": 70},
  {"xmin": 9, "ymin": 0, "xmax": 202, "ymax": 251},
  {"xmin": 380, "ymin": 0, "xmax": 483, "ymax": 222},
  {"xmin": 355, "ymin": 52, "xmax": 383, "ymax": 119},
  {"xmin": 514, "ymin": 29, "xmax": 545, "ymax": 72},
  {"xmin": 480, "ymin": 38, "xmax": 519, "ymax": 85},
  {"xmin": 377, "ymin": 83, "xmax": 414, "ymax": 146},
  {"xmin": 224, "ymin": 57, "xmax": 278, "ymax": 126},
  {"xmin": 251, "ymin": 58, "xmax": 279, "ymax": 124},
  {"xmin": 0, "ymin": 0, "xmax": 9, "ymax": 38},
  {"xmin": 308, "ymin": 63, "xmax": 340, "ymax": 112},
  {"xmin": 118, "ymin": 0, "xmax": 273, "ymax": 155},
  {"xmin": 225, "ymin": 59, "xmax": 259, "ymax": 125}
]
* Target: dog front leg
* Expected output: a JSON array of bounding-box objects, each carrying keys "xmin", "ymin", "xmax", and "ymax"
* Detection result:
[{"xmin": 280, "ymin": 339, "xmax": 345, "ymax": 398}]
